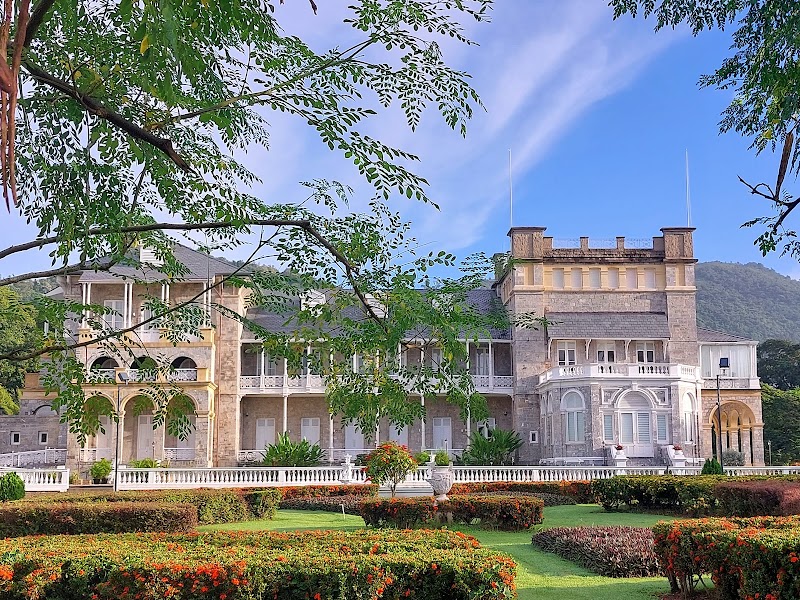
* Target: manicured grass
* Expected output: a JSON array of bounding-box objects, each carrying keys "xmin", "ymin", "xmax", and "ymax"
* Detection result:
[{"xmin": 202, "ymin": 504, "xmax": 674, "ymax": 600}]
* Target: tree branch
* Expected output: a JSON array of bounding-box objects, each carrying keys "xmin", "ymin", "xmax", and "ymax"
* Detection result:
[
  {"xmin": 23, "ymin": 0, "xmax": 55, "ymax": 48},
  {"xmin": 22, "ymin": 59, "xmax": 192, "ymax": 171}
]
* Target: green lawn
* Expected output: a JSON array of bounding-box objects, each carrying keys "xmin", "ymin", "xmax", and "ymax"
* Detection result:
[{"xmin": 202, "ymin": 504, "xmax": 674, "ymax": 600}]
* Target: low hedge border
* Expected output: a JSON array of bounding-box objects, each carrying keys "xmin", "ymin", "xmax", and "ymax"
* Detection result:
[
  {"xmin": 592, "ymin": 475, "xmax": 800, "ymax": 515},
  {"xmin": 27, "ymin": 488, "xmax": 281, "ymax": 524},
  {"xmin": 0, "ymin": 529, "xmax": 517, "ymax": 600},
  {"xmin": 0, "ymin": 501, "xmax": 197, "ymax": 537},
  {"xmin": 459, "ymin": 491, "xmax": 575, "ymax": 507},
  {"xmin": 532, "ymin": 526, "xmax": 661, "ymax": 578},
  {"xmin": 360, "ymin": 494, "xmax": 544, "ymax": 531},
  {"xmin": 652, "ymin": 515, "xmax": 800, "ymax": 596},
  {"xmin": 714, "ymin": 480, "xmax": 800, "ymax": 516},
  {"xmin": 280, "ymin": 494, "xmax": 366, "ymax": 515},
  {"xmin": 450, "ymin": 481, "xmax": 592, "ymax": 502},
  {"xmin": 277, "ymin": 484, "xmax": 378, "ymax": 500}
]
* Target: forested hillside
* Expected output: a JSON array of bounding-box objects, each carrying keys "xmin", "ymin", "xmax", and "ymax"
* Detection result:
[{"xmin": 696, "ymin": 262, "xmax": 800, "ymax": 342}]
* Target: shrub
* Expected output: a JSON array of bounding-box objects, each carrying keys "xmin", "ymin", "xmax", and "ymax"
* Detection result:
[
  {"xmin": 0, "ymin": 529, "xmax": 516, "ymax": 600},
  {"xmin": 239, "ymin": 488, "xmax": 282, "ymax": 519},
  {"xmin": 262, "ymin": 432, "xmax": 324, "ymax": 467},
  {"xmin": 532, "ymin": 526, "xmax": 661, "ymax": 578},
  {"xmin": 433, "ymin": 449, "xmax": 451, "ymax": 466},
  {"xmin": 460, "ymin": 491, "xmax": 575, "ymax": 507},
  {"xmin": 721, "ymin": 449, "xmax": 745, "ymax": 466},
  {"xmin": 414, "ymin": 451, "xmax": 432, "ymax": 464},
  {"xmin": 277, "ymin": 484, "xmax": 378, "ymax": 500},
  {"xmin": 360, "ymin": 494, "xmax": 544, "ymax": 531},
  {"xmin": 89, "ymin": 458, "xmax": 113, "ymax": 480},
  {"xmin": 0, "ymin": 501, "xmax": 197, "ymax": 536},
  {"xmin": 129, "ymin": 458, "xmax": 161, "ymax": 468},
  {"xmin": 653, "ymin": 515, "xmax": 800, "ymax": 596},
  {"xmin": 0, "ymin": 472, "xmax": 24, "ymax": 502},
  {"xmin": 701, "ymin": 457, "xmax": 723, "ymax": 474},
  {"xmin": 714, "ymin": 480, "xmax": 800, "ymax": 516},
  {"xmin": 443, "ymin": 495, "xmax": 544, "ymax": 531},
  {"xmin": 457, "ymin": 429, "xmax": 523, "ymax": 466},
  {"xmin": 25, "ymin": 488, "xmax": 256, "ymax": 524},
  {"xmin": 281, "ymin": 494, "xmax": 365, "ymax": 515},
  {"xmin": 451, "ymin": 481, "xmax": 592, "ymax": 502},
  {"xmin": 363, "ymin": 442, "xmax": 417, "ymax": 497},
  {"xmin": 360, "ymin": 496, "xmax": 438, "ymax": 528}
]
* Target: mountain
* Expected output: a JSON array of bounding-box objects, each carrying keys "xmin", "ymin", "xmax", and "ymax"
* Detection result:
[{"xmin": 695, "ymin": 262, "xmax": 800, "ymax": 343}]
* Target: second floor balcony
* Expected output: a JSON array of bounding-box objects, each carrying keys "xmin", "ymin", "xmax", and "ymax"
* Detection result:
[
  {"xmin": 239, "ymin": 341, "xmax": 514, "ymax": 395},
  {"xmin": 538, "ymin": 362, "xmax": 700, "ymax": 385}
]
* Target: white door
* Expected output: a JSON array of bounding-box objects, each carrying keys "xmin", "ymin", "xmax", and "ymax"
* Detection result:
[
  {"xmin": 255, "ymin": 418, "xmax": 276, "ymax": 451},
  {"xmin": 103, "ymin": 300, "xmax": 124, "ymax": 330},
  {"xmin": 618, "ymin": 411, "xmax": 654, "ymax": 457},
  {"xmin": 95, "ymin": 415, "xmax": 110, "ymax": 449},
  {"xmin": 176, "ymin": 415, "xmax": 197, "ymax": 460},
  {"xmin": 301, "ymin": 417, "xmax": 321, "ymax": 445},
  {"xmin": 388, "ymin": 425, "xmax": 408, "ymax": 447},
  {"xmin": 137, "ymin": 415, "xmax": 154, "ymax": 459},
  {"xmin": 344, "ymin": 422, "xmax": 366, "ymax": 452},
  {"xmin": 432, "ymin": 417, "xmax": 452, "ymax": 451}
]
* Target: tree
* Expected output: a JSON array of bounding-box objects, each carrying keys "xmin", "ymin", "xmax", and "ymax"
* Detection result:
[
  {"xmin": 0, "ymin": 286, "xmax": 39, "ymax": 401},
  {"xmin": 0, "ymin": 1, "xmax": 534, "ymax": 443},
  {"xmin": 761, "ymin": 384, "xmax": 800, "ymax": 465},
  {"xmin": 757, "ymin": 339, "xmax": 800, "ymax": 390},
  {"xmin": 363, "ymin": 442, "xmax": 417, "ymax": 498},
  {"xmin": 611, "ymin": 1, "xmax": 800, "ymax": 258}
]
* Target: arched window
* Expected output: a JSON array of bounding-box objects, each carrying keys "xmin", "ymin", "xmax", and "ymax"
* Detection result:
[
  {"xmin": 561, "ymin": 392, "xmax": 585, "ymax": 443},
  {"xmin": 681, "ymin": 393, "xmax": 696, "ymax": 443},
  {"xmin": 171, "ymin": 357, "xmax": 197, "ymax": 370},
  {"xmin": 90, "ymin": 356, "xmax": 119, "ymax": 370}
]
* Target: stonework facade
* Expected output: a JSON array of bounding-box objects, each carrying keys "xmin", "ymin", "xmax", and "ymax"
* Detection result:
[{"xmin": 10, "ymin": 230, "xmax": 766, "ymax": 469}]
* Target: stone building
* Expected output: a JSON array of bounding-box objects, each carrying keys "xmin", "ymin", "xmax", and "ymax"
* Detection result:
[{"xmin": 11, "ymin": 227, "xmax": 765, "ymax": 469}]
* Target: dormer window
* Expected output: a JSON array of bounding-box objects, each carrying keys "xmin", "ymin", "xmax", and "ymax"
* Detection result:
[
  {"xmin": 557, "ymin": 341, "xmax": 576, "ymax": 366},
  {"xmin": 301, "ymin": 290, "xmax": 326, "ymax": 310}
]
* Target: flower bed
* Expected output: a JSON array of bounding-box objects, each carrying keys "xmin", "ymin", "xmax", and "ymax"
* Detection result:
[
  {"xmin": 450, "ymin": 481, "xmax": 592, "ymax": 502},
  {"xmin": 360, "ymin": 495, "xmax": 544, "ymax": 531},
  {"xmin": 592, "ymin": 475, "xmax": 800, "ymax": 515},
  {"xmin": 531, "ymin": 526, "xmax": 661, "ymax": 578},
  {"xmin": 713, "ymin": 480, "xmax": 800, "ymax": 516},
  {"xmin": 0, "ymin": 501, "xmax": 197, "ymax": 536},
  {"xmin": 280, "ymin": 494, "xmax": 366, "ymax": 515},
  {"xmin": 652, "ymin": 515, "xmax": 800, "ymax": 596},
  {"xmin": 0, "ymin": 529, "xmax": 517, "ymax": 600},
  {"xmin": 27, "ymin": 488, "xmax": 280, "ymax": 524}
]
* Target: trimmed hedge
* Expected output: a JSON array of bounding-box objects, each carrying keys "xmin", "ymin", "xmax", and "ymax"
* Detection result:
[
  {"xmin": 714, "ymin": 480, "xmax": 800, "ymax": 516},
  {"xmin": 653, "ymin": 515, "xmax": 800, "ymax": 598},
  {"xmin": 592, "ymin": 475, "xmax": 800, "ymax": 515},
  {"xmin": 450, "ymin": 480, "xmax": 593, "ymax": 502},
  {"xmin": 0, "ymin": 501, "xmax": 197, "ymax": 536},
  {"xmin": 461, "ymin": 491, "xmax": 575, "ymax": 507},
  {"xmin": 0, "ymin": 529, "xmax": 517, "ymax": 600},
  {"xmin": 277, "ymin": 484, "xmax": 378, "ymax": 500},
  {"xmin": 0, "ymin": 472, "xmax": 24, "ymax": 502},
  {"xmin": 28, "ymin": 488, "xmax": 280, "ymax": 524},
  {"xmin": 360, "ymin": 495, "xmax": 544, "ymax": 531},
  {"xmin": 532, "ymin": 526, "xmax": 661, "ymax": 578},
  {"xmin": 280, "ymin": 494, "xmax": 366, "ymax": 515}
]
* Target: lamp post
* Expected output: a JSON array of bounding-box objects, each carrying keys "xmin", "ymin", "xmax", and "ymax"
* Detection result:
[
  {"xmin": 768, "ymin": 440, "xmax": 772, "ymax": 466},
  {"xmin": 114, "ymin": 371, "xmax": 130, "ymax": 492},
  {"xmin": 716, "ymin": 357, "xmax": 729, "ymax": 472}
]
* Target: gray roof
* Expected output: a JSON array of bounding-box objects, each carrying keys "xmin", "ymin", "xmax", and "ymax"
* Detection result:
[
  {"xmin": 697, "ymin": 327, "xmax": 755, "ymax": 344},
  {"xmin": 546, "ymin": 312, "xmax": 670, "ymax": 339},
  {"xmin": 78, "ymin": 244, "xmax": 240, "ymax": 283},
  {"xmin": 245, "ymin": 288, "xmax": 511, "ymax": 340}
]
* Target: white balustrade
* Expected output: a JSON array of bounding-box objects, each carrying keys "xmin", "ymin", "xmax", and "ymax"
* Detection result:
[
  {"xmin": 540, "ymin": 363, "xmax": 700, "ymax": 384},
  {"xmin": 0, "ymin": 448, "xmax": 67, "ymax": 467},
  {"xmin": 163, "ymin": 448, "xmax": 197, "ymax": 461},
  {"xmin": 78, "ymin": 448, "xmax": 112, "ymax": 463},
  {"xmin": 89, "ymin": 369, "xmax": 116, "ymax": 382},
  {"xmin": 169, "ymin": 369, "xmax": 198, "ymax": 382},
  {"xmin": 0, "ymin": 467, "xmax": 70, "ymax": 492}
]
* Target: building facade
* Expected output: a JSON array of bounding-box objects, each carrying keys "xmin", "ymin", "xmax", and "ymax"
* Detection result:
[{"xmin": 12, "ymin": 227, "xmax": 765, "ymax": 470}]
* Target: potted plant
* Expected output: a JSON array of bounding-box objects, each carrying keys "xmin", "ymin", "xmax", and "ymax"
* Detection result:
[
  {"xmin": 89, "ymin": 458, "xmax": 112, "ymax": 484},
  {"xmin": 611, "ymin": 443, "xmax": 628, "ymax": 468},
  {"xmin": 427, "ymin": 449, "xmax": 454, "ymax": 501}
]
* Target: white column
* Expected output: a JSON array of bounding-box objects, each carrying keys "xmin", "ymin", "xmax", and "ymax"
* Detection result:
[
  {"xmin": 122, "ymin": 282, "xmax": 129, "ymax": 329},
  {"xmin": 282, "ymin": 394, "xmax": 288, "ymax": 434},
  {"xmin": 488, "ymin": 341, "xmax": 494, "ymax": 389},
  {"xmin": 81, "ymin": 283, "xmax": 87, "ymax": 327},
  {"xmin": 329, "ymin": 413, "xmax": 334, "ymax": 461},
  {"xmin": 260, "ymin": 349, "xmax": 265, "ymax": 388},
  {"xmin": 420, "ymin": 393, "xmax": 426, "ymax": 450},
  {"xmin": 306, "ymin": 344, "xmax": 311, "ymax": 389}
]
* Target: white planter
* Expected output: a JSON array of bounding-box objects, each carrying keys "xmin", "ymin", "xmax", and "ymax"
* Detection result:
[{"xmin": 427, "ymin": 466, "xmax": 454, "ymax": 501}]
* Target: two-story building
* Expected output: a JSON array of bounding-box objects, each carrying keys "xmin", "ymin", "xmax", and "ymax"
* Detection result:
[{"xmin": 13, "ymin": 226, "xmax": 765, "ymax": 469}]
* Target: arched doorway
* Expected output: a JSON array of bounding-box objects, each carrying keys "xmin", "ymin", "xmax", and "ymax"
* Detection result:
[
  {"xmin": 164, "ymin": 395, "xmax": 197, "ymax": 463},
  {"xmin": 170, "ymin": 357, "xmax": 198, "ymax": 381},
  {"xmin": 710, "ymin": 401, "xmax": 756, "ymax": 465},
  {"xmin": 121, "ymin": 395, "xmax": 158, "ymax": 463},
  {"xmin": 82, "ymin": 395, "xmax": 115, "ymax": 462}
]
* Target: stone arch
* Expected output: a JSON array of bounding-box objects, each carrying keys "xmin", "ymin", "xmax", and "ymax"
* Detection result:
[
  {"xmin": 171, "ymin": 356, "xmax": 197, "ymax": 369},
  {"xmin": 559, "ymin": 388, "xmax": 585, "ymax": 411},
  {"xmin": 90, "ymin": 356, "xmax": 119, "ymax": 370},
  {"xmin": 709, "ymin": 401, "xmax": 757, "ymax": 463},
  {"xmin": 31, "ymin": 403, "xmax": 57, "ymax": 416},
  {"xmin": 614, "ymin": 389, "xmax": 655, "ymax": 409}
]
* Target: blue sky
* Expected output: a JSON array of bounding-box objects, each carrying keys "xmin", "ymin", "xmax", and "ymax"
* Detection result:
[{"xmin": 3, "ymin": 1, "xmax": 799, "ymax": 279}]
